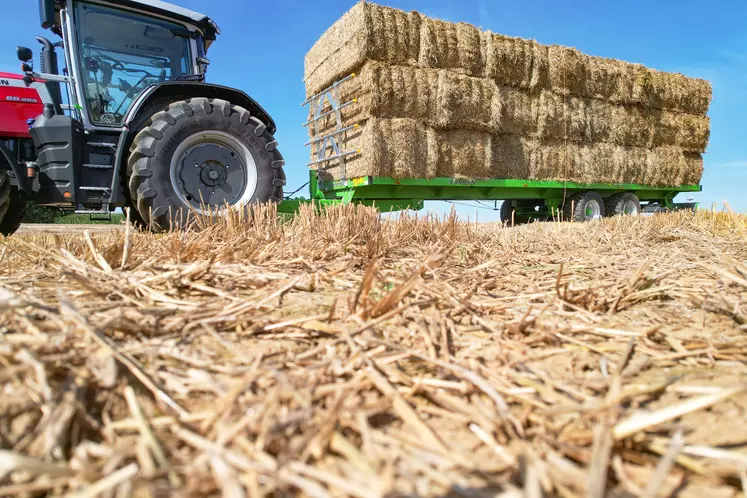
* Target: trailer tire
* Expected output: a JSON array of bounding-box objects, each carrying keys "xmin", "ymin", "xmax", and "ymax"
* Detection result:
[
  {"xmin": 0, "ymin": 171, "xmax": 27, "ymax": 237},
  {"xmin": 127, "ymin": 97, "xmax": 285, "ymax": 232},
  {"xmin": 563, "ymin": 191, "xmax": 605, "ymax": 222},
  {"xmin": 500, "ymin": 201, "xmax": 514, "ymax": 225},
  {"xmin": 604, "ymin": 193, "xmax": 640, "ymax": 217}
]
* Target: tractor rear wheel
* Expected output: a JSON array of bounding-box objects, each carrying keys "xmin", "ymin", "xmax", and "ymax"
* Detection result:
[
  {"xmin": 127, "ymin": 98, "xmax": 285, "ymax": 231},
  {"xmin": 0, "ymin": 170, "xmax": 27, "ymax": 237}
]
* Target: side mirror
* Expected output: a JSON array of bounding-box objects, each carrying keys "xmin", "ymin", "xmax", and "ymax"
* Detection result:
[{"xmin": 17, "ymin": 46, "xmax": 33, "ymax": 62}]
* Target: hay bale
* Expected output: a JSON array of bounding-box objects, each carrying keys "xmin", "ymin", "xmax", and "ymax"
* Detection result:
[
  {"xmin": 546, "ymin": 47, "xmax": 712, "ymax": 115},
  {"xmin": 419, "ymin": 18, "xmax": 483, "ymax": 76},
  {"xmin": 309, "ymin": 63, "xmax": 499, "ymax": 135},
  {"xmin": 304, "ymin": 2, "xmax": 421, "ymax": 96},
  {"xmin": 491, "ymin": 138, "xmax": 704, "ymax": 186},
  {"xmin": 494, "ymin": 87, "xmax": 536, "ymax": 135},
  {"xmin": 314, "ymin": 118, "xmax": 437, "ymax": 183},
  {"xmin": 307, "ymin": 2, "xmax": 712, "ymax": 115},
  {"xmin": 436, "ymin": 71, "xmax": 499, "ymax": 131},
  {"xmin": 435, "ymin": 130, "xmax": 493, "ymax": 178},
  {"xmin": 484, "ymin": 33, "xmax": 549, "ymax": 89},
  {"xmin": 314, "ymin": 119, "xmax": 495, "ymax": 182},
  {"xmin": 631, "ymin": 68, "xmax": 713, "ymax": 115}
]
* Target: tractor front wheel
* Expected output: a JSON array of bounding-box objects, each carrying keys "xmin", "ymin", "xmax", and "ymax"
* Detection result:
[
  {"xmin": 0, "ymin": 170, "xmax": 27, "ymax": 237},
  {"xmin": 127, "ymin": 98, "xmax": 285, "ymax": 231}
]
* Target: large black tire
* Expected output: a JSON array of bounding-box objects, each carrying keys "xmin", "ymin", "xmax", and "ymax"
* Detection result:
[
  {"xmin": 604, "ymin": 193, "xmax": 641, "ymax": 217},
  {"xmin": 563, "ymin": 191, "xmax": 605, "ymax": 222},
  {"xmin": 127, "ymin": 97, "xmax": 285, "ymax": 231},
  {"xmin": 0, "ymin": 171, "xmax": 27, "ymax": 237}
]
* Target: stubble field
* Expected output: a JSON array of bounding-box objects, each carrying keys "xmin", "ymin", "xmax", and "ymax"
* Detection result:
[{"xmin": 1, "ymin": 206, "xmax": 746, "ymax": 497}]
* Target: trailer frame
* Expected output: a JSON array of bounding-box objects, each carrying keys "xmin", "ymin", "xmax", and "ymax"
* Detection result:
[{"xmin": 278, "ymin": 171, "xmax": 701, "ymax": 216}]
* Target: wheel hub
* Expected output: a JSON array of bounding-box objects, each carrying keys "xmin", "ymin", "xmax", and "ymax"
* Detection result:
[
  {"xmin": 584, "ymin": 200, "xmax": 602, "ymax": 220},
  {"xmin": 177, "ymin": 143, "xmax": 246, "ymax": 206},
  {"xmin": 623, "ymin": 199, "xmax": 638, "ymax": 215}
]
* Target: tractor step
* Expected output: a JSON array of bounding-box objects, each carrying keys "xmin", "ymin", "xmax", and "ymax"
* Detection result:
[
  {"xmin": 75, "ymin": 202, "xmax": 111, "ymax": 215},
  {"xmin": 82, "ymin": 163, "xmax": 113, "ymax": 169},
  {"xmin": 79, "ymin": 186, "xmax": 111, "ymax": 191},
  {"xmin": 86, "ymin": 141, "xmax": 117, "ymax": 148}
]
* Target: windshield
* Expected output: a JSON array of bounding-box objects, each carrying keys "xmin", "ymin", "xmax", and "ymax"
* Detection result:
[{"xmin": 74, "ymin": 2, "xmax": 193, "ymax": 126}]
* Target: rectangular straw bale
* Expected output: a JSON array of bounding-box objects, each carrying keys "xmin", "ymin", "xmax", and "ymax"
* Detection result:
[
  {"xmin": 419, "ymin": 18, "xmax": 483, "ymax": 76},
  {"xmin": 583, "ymin": 56, "xmax": 637, "ymax": 103},
  {"xmin": 313, "ymin": 118, "xmax": 437, "ymax": 183},
  {"xmin": 494, "ymin": 87, "xmax": 536, "ymax": 135},
  {"xmin": 653, "ymin": 112, "xmax": 710, "ymax": 152},
  {"xmin": 534, "ymin": 91, "xmax": 588, "ymax": 142},
  {"xmin": 435, "ymin": 130, "xmax": 493, "ymax": 178},
  {"xmin": 436, "ymin": 70, "xmax": 499, "ymax": 131},
  {"xmin": 309, "ymin": 63, "xmax": 499, "ymax": 136},
  {"xmin": 631, "ymin": 68, "xmax": 713, "ymax": 116},
  {"xmin": 313, "ymin": 119, "xmax": 495, "ymax": 182},
  {"xmin": 490, "ymin": 138, "xmax": 704, "ymax": 186},
  {"xmin": 304, "ymin": 2, "xmax": 421, "ymax": 96},
  {"xmin": 546, "ymin": 46, "xmax": 712, "ymax": 115},
  {"xmin": 484, "ymin": 33, "xmax": 549, "ymax": 90},
  {"xmin": 307, "ymin": 2, "xmax": 712, "ymax": 115}
]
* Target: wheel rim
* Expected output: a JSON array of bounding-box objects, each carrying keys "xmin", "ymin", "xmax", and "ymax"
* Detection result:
[
  {"xmin": 170, "ymin": 131, "xmax": 258, "ymax": 214},
  {"xmin": 584, "ymin": 199, "xmax": 602, "ymax": 220},
  {"xmin": 622, "ymin": 199, "xmax": 639, "ymax": 215}
]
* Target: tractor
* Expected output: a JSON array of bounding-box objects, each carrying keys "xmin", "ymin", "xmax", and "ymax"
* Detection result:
[{"xmin": 0, "ymin": 0, "xmax": 285, "ymax": 235}]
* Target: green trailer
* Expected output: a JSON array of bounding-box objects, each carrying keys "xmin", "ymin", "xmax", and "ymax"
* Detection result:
[
  {"xmin": 278, "ymin": 172, "xmax": 701, "ymax": 223},
  {"xmin": 281, "ymin": 74, "xmax": 702, "ymax": 224}
]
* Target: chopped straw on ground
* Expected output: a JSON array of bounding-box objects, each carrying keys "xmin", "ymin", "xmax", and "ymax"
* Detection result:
[{"xmin": 2, "ymin": 206, "xmax": 747, "ymax": 497}]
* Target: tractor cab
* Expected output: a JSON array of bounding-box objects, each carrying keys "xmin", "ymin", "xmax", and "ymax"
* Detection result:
[{"xmin": 32, "ymin": 0, "xmax": 218, "ymax": 128}]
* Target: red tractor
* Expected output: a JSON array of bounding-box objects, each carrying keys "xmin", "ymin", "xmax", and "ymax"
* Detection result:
[{"xmin": 0, "ymin": 72, "xmax": 52, "ymax": 234}]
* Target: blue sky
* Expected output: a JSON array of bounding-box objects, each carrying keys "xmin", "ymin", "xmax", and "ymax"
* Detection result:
[{"xmin": 2, "ymin": 0, "xmax": 745, "ymax": 219}]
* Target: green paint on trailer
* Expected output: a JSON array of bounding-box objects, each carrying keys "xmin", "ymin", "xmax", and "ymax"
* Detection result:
[{"xmin": 278, "ymin": 171, "xmax": 702, "ymax": 214}]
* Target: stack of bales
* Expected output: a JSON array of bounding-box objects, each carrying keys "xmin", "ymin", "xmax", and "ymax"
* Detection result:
[{"xmin": 304, "ymin": 2, "xmax": 711, "ymax": 186}]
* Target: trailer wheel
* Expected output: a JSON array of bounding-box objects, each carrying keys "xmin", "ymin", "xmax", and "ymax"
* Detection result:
[
  {"xmin": 605, "ymin": 193, "xmax": 640, "ymax": 217},
  {"xmin": 563, "ymin": 191, "xmax": 605, "ymax": 222},
  {"xmin": 500, "ymin": 201, "xmax": 514, "ymax": 225},
  {"xmin": 127, "ymin": 98, "xmax": 285, "ymax": 232},
  {"xmin": 0, "ymin": 171, "xmax": 27, "ymax": 237}
]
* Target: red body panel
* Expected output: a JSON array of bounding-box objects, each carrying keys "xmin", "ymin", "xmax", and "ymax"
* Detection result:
[{"xmin": 0, "ymin": 73, "xmax": 49, "ymax": 139}]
